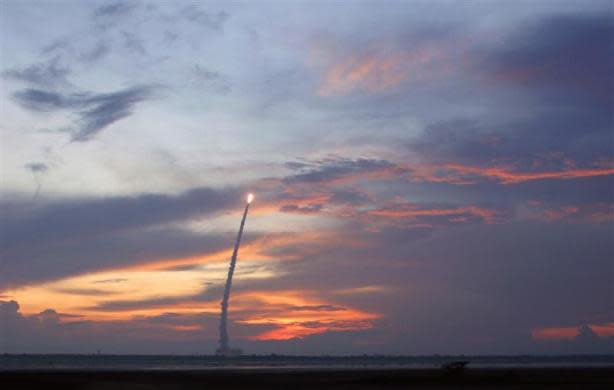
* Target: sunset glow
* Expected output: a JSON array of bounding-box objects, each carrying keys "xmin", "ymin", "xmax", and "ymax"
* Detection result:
[{"xmin": 1, "ymin": 1, "xmax": 612, "ymax": 356}]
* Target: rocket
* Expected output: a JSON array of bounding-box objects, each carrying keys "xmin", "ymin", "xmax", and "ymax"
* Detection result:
[{"xmin": 216, "ymin": 193, "xmax": 253, "ymax": 356}]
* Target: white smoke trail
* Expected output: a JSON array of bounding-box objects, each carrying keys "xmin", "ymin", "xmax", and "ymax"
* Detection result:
[
  {"xmin": 25, "ymin": 162, "xmax": 48, "ymax": 201},
  {"xmin": 217, "ymin": 194, "xmax": 253, "ymax": 355}
]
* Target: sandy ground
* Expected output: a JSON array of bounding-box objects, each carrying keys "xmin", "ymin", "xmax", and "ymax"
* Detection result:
[{"xmin": 2, "ymin": 367, "xmax": 614, "ymax": 389}]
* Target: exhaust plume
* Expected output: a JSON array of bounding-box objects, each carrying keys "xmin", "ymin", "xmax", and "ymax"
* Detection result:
[{"xmin": 217, "ymin": 193, "xmax": 253, "ymax": 355}]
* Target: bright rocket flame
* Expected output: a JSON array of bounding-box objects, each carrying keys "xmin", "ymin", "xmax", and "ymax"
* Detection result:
[{"xmin": 247, "ymin": 193, "xmax": 254, "ymax": 204}]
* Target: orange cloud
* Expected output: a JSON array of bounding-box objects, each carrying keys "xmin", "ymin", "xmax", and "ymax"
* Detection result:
[
  {"xmin": 526, "ymin": 202, "xmax": 613, "ymax": 223},
  {"xmin": 411, "ymin": 163, "xmax": 614, "ymax": 185},
  {"xmin": 0, "ymin": 228, "xmax": 372, "ymax": 327},
  {"xmin": 0, "ymin": 257, "xmax": 278, "ymax": 321},
  {"xmin": 532, "ymin": 323, "xmax": 614, "ymax": 340},
  {"xmin": 368, "ymin": 202, "xmax": 500, "ymax": 224},
  {"xmin": 532, "ymin": 327, "xmax": 578, "ymax": 340},
  {"xmin": 234, "ymin": 290, "xmax": 380, "ymax": 341},
  {"xmin": 318, "ymin": 46, "xmax": 444, "ymax": 96},
  {"xmin": 171, "ymin": 324, "xmax": 202, "ymax": 332},
  {"xmin": 542, "ymin": 206, "xmax": 579, "ymax": 221}
]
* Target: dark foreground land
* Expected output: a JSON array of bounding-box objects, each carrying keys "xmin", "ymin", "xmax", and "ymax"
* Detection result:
[{"xmin": 2, "ymin": 368, "xmax": 614, "ymax": 389}]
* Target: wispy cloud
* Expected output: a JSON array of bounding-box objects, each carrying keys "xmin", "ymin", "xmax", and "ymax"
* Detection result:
[
  {"xmin": 367, "ymin": 203, "xmax": 500, "ymax": 225},
  {"xmin": 79, "ymin": 41, "xmax": 111, "ymax": 63},
  {"xmin": 2, "ymin": 57, "xmax": 70, "ymax": 88},
  {"xmin": 318, "ymin": 46, "xmax": 446, "ymax": 96},
  {"xmin": 189, "ymin": 64, "xmax": 231, "ymax": 94},
  {"xmin": 93, "ymin": 1, "xmax": 137, "ymax": 18},
  {"xmin": 12, "ymin": 85, "xmax": 158, "ymax": 141},
  {"xmin": 121, "ymin": 31, "xmax": 147, "ymax": 56},
  {"xmin": 180, "ymin": 5, "xmax": 229, "ymax": 31},
  {"xmin": 410, "ymin": 162, "xmax": 614, "ymax": 185}
]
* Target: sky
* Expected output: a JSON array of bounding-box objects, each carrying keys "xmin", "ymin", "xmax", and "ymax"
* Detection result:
[{"xmin": 0, "ymin": 0, "xmax": 613, "ymax": 355}]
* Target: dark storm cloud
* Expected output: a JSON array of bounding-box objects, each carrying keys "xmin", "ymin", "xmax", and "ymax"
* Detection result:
[
  {"xmin": 12, "ymin": 85, "xmax": 157, "ymax": 141},
  {"xmin": 2, "ymin": 57, "xmax": 70, "ymax": 87}
]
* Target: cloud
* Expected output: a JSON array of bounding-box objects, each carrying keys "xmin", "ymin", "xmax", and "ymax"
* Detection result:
[
  {"xmin": 484, "ymin": 13, "xmax": 613, "ymax": 104},
  {"xmin": 367, "ymin": 202, "xmax": 501, "ymax": 226},
  {"xmin": 12, "ymin": 85, "xmax": 157, "ymax": 141},
  {"xmin": 411, "ymin": 162, "xmax": 614, "ymax": 185},
  {"xmin": 318, "ymin": 46, "xmax": 447, "ymax": 96},
  {"xmin": 73, "ymin": 85, "xmax": 155, "ymax": 141},
  {"xmin": 527, "ymin": 202, "xmax": 613, "ymax": 223},
  {"xmin": 93, "ymin": 278, "xmax": 127, "ymax": 284},
  {"xmin": 93, "ymin": 1, "xmax": 136, "ymax": 18},
  {"xmin": 409, "ymin": 114, "xmax": 613, "ymax": 169},
  {"xmin": 232, "ymin": 290, "xmax": 379, "ymax": 341},
  {"xmin": 0, "ymin": 186, "xmax": 240, "ymax": 287},
  {"xmin": 311, "ymin": 19, "xmax": 465, "ymax": 97},
  {"xmin": 283, "ymin": 158, "xmax": 399, "ymax": 186},
  {"xmin": 532, "ymin": 324, "xmax": 614, "ymax": 354},
  {"xmin": 2, "ymin": 215, "xmax": 612, "ymax": 353},
  {"xmin": 189, "ymin": 64, "xmax": 231, "ymax": 94},
  {"xmin": 0, "ymin": 293, "xmax": 378, "ymax": 353},
  {"xmin": 121, "ymin": 31, "xmax": 147, "ymax": 55},
  {"xmin": 0, "ymin": 300, "xmax": 221, "ymax": 354},
  {"xmin": 1, "ymin": 187, "xmax": 235, "ymax": 252},
  {"xmin": 180, "ymin": 5, "xmax": 229, "ymax": 31},
  {"xmin": 279, "ymin": 203, "xmax": 323, "ymax": 215},
  {"xmin": 13, "ymin": 89, "xmax": 72, "ymax": 111},
  {"xmin": 79, "ymin": 41, "xmax": 111, "ymax": 62},
  {"xmin": 290, "ymin": 304, "xmax": 347, "ymax": 312},
  {"xmin": 2, "ymin": 57, "xmax": 70, "ymax": 87}
]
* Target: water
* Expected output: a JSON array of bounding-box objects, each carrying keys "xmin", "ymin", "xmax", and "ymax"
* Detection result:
[{"xmin": 1, "ymin": 354, "xmax": 613, "ymax": 370}]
